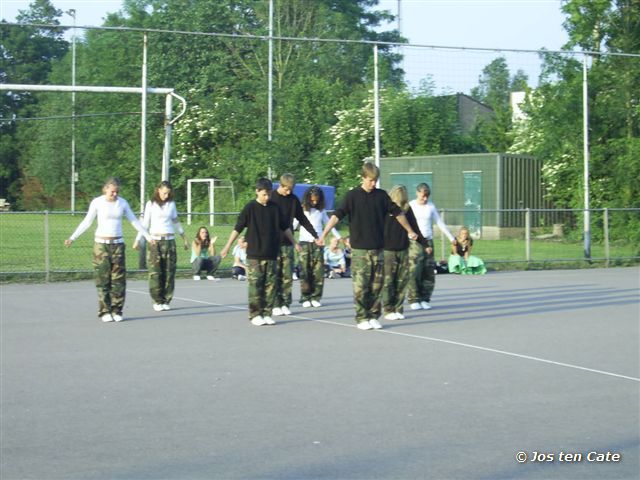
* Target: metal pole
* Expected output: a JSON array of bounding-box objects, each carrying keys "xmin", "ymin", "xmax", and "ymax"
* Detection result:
[
  {"xmin": 66, "ymin": 10, "xmax": 77, "ymax": 213},
  {"xmin": 525, "ymin": 208, "xmax": 531, "ymax": 262},
  {"xmin": 210, "ymin": 179, "xmax": 214, "ymax": 226},
  {"xmin": 162, "ymin": 93, "xmax": 173, "ymax": 181},
  {"xmin": 268, "ymin": 0, "xmax": 273, "ymax": 143},
  {"xmin": 603, "ymin": 208, "xmax": 610, "ymax": 267},
  {"xmin": 140, "ymin": 32, "xmax": 148, "ymax": 213},
  {"xmin": 44, "ymin": 210, "xmax": 50, "ymax": 283},
  {"xmin": 373, "ymin": 44, "xmax": 381, "ymax": 171},
  {"xmin": 187, "ymin": 180, "xmax": 192, "ymax": 225},
  {"xmin": 267, "ymin": 0, "xmax": 274, "ymax": 178},
  {"xmin": 582, "ymin": 54, "xmax": 591, "ymax": 259}
]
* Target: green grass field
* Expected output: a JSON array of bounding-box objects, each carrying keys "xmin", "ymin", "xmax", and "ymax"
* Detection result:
[{"xmin": 0, "ymin": 212, "xmax": 637, "ymax": 281}]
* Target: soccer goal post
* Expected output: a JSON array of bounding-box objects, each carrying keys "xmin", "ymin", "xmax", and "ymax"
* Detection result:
[{"xmin": 187, "ymin": 178, "xmax": 235, "ymax": 226}]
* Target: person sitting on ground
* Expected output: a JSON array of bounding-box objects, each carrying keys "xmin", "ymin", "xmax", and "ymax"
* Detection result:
[
  {"xmin": 191, "ymin": 226, "xmax": 221, "ymax": 280},
  {"xmin": 232, "ymin": 236, "xmax": 248, "ymax": 280},
  {"xmin": 448, "ymin": 226, "xmax": 486, "ymax": 275},
  {"xmin": 342, "ymin": 236, "xmax": 352, "ymax": 277},
  {"xmin": 324, "ymin": 237, "xmax": 347, "ymax": 278}
]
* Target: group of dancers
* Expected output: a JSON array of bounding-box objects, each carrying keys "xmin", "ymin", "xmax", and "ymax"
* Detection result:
[{"xmin": 66, "ymin": 164, "xmax": 484, "ymax": 328}]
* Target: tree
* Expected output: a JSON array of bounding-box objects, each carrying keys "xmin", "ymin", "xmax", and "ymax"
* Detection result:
[
  {"xmin": 8, "ymin": 0, "xmax": 405, "ymax": 209},
  {"xmin": 510, "ymin": 0, "xmax": 639, "ymax": 247},
  {"xmin": 470, "ymin": 56, "xmax": 529, "ymax": 153},
  {"xmin": 0, "ymin": 0, "xmax": 67, "ymax": 206}
]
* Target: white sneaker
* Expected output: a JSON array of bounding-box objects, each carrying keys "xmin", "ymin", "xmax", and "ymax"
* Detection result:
[
  {"xmin": 292, "ymin": 273, "xmax": 298, "ymax": 280},
  {"xmin": 302, "ymin": 301, "xmax": 312, "ymax": 308},
  {"xmin": 272, "ymin": 307, "xmax": 283, "ymax": 316},
  {"xmin": 356, "ymin": 320, "xmax": 373, "ymax": 330},
  {"xmin": 420, "ymin": 301, "xmax": 432, "ymax": 310},
  {"xmin": 237, "ymin": 275, "xmax": 247, "ymax": 281},
  {"xmin": 410, "ymin": 302, "xmax": 422, "ymax": 310},
  {"xmin": 384, "ymin": 312, "xmax": 398, "ymax": 321},
  {"xmin": 369, "ymin": 318, "xmax": 383, "ymax": 329},
  {"xmin": 162, "ymin": 304, "xmax": 171, "ymax": 311},
  {"xmin": 329, "ymin": 271, "xmax": 337, "ymax": 279},
  {"xmin": 281, "ymin": 305, "xmax": 291, "ymax": 315},
  {"xmin": 153, "ymin": 303, "xmax": 164, "ymax": 312},
  {"xmin": 101, "ymin": 313, "xmax": 114, "ymax": 322},
  {"xmin": 193, "ymin": 275, "xmax": 201, "ymax": 281},
  {"xmin": 112, "ymin": 314, "xmax": 123, "ymax": 322},
  {"xmin": 311, "ymin": 300, "xmax": 322, "ymax": 308},
  {"xmin": 263, "ymin": 316, "xmax": 276, "ymax": 325},
  {"xmin": 250, "ymin": 316, "xmax": 267, "ymax": 326},
  {"xmin": 395, "ymin": 312, "xmax": 405, "ymax": 320},
  {"xmin": 206, "ymin": 276, "xmax": 219, "ymax": 281}
]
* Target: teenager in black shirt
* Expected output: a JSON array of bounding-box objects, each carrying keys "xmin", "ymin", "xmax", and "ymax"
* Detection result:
[
  {"xmin": 270, "ymin": 173, "xmax": 319, "ymax": 316},
  {"xmin": 319, "ymin": 163, "xmax": 419, "ymax": 331},
  {"xmin": 221, "ymin": 178, "xmax": 300, "ymax": 326}
]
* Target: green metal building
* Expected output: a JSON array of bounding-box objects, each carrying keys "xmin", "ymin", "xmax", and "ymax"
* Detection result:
[{"xmin": 380, "ymin": 153, "xmax": 543, "ymax": 239}]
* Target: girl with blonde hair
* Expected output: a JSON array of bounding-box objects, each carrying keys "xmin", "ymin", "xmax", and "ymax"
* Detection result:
[
  {"xmin": 448, "ymin": 227, "xmax": 486, "ymax": 275},
  {"xmin": 382, "ymin": 185, "xmax": 427, "ymax": 321}
]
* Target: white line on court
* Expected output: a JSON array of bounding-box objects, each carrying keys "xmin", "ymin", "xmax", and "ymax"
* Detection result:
[{"xmin": 128, "ymin": 289, "xmax": 640, "ymax": 384}]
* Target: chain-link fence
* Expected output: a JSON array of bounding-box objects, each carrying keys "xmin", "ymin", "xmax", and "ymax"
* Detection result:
[{"xmin": 1, "ymin": 208, "xmax": 638, "ymax": 282}]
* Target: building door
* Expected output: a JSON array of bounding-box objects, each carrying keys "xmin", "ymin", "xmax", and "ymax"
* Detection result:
[
  {"xmin": 463, "ymin": 171, "xmax": 482, "ymax": 237},
  {"xmin": 390, "ymin": 173, "xmax": 433, "ymax": 197}
]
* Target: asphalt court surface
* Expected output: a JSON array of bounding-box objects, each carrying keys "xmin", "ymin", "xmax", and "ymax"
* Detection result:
[{"xmin": 1, "ymin": 267, "xmax": 639, "ymax": 479}]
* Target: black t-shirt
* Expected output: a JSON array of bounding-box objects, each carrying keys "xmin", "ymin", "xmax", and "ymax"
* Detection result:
[
  {"xmin": 384, "ymin": 207, "xmax": 426, "ymax": 251},
  {"xmin": 270, "ymin": 190, "xmax": 317, "ymax": 246},
  {"xmin": 234, "ymin": 200, "xmax": 289, "ymax": 260},
  {"xmin": 333, "ymin": 187, "xmax": 402, "ymax": 250}
]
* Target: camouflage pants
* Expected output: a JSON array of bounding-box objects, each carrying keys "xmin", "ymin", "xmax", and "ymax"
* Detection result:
[
  {"xmin": 93, "ymin": 242, "xmax": 126, "ymax": 317},
  {"xmin": 247, "ymin": 258, "xmax": 277, "ymax": 319},
  {"xmin": 148, "ymin": 239, "xmax": 177, "ymax": 305},
  {"xmin": 407, "ymin": 239, "xmax": 435, "ymax": 303},
  {"xmin": 274, "ymin": 244, "xmax": 294, "ymax": 308},
  {"xmin": 299, "ymin": 242, "xmax": 324, "ymax": 303},
  {"xmin": 351, "ymin": 248, "xmax": 384, "ymax": 322},
  {"xmin": 382, "ymin": 249, "xmax": 410, "ymax": 314}
]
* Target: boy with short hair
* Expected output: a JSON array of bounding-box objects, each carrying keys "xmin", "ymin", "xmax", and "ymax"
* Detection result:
[
  {"xmin": 270, "ymin": 173, "xmax": 319, "ymax": 316},
  {"xmin": 319, "ymin": 162, "xmax": 419, "ymax": 330},
  {"xmin": 408, "ymin": 183, "xmax": 456, "ymax": 310},
  {"xmin": 220, "ymin": 177, "xmax": 300, "ymax": 326}
]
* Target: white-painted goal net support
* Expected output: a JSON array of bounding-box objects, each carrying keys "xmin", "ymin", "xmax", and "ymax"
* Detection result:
[{"xmin": 187, "ymin": 178, "xmax": 236, "ymax": 226}]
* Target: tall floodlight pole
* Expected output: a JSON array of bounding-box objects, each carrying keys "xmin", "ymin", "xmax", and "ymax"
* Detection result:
[
  {"xmin": 141, "ymin": 32, "xmax": 148, "ymax": 212},
  {"xmin": 373, "ymin": 44, "xmax": 381, "ymax": 177},
  {"xmin": 582, "ymin": 54, "xmax": 591, "ymax": 259},
  {"xmin": 66, "ymin": 9, "xmax": 77, "ymax": 213},
  {"xmin": 267, "ymin": 0, "xmax": 274, "ymax": 179}
]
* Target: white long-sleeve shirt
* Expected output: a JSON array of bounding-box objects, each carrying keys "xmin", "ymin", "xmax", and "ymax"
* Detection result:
[
  {"xmin": 69, "ymin": 195, "xmax": 151, "ymax": 242},
  {"xmin": 408, "ymin": 200, "xmax": 455, "ymax": 242},
  {"xmin": 295, "ymin": 208, "xmax": 340, "ymax": 243},
  {"xmin": 135, "ymin": 200, "xmax": 184, "ymax": 242}
]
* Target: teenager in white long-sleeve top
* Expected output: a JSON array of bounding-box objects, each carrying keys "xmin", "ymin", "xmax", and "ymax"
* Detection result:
[
  {"xmin": 65, "ymin": 177, "xmax": 153, "ymax": 322},
  {"xmin": 133, "ymin": 180, "xmax": 189, "ymax": 312},
  {"xmin": 407, "ymin": 182, "xmax": 456, "ymax": 310},
  {"xmin": 295, "ymin": 186, "xmax": 341, "ymax": 308}
]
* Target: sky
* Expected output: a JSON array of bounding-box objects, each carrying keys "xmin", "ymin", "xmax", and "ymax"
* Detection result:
[{"xmin": 2, "ymin": 0, "xmax": 570, "ymax": 93}]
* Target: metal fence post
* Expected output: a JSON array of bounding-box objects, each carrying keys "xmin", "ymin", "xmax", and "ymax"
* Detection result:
[
  {"xmin": 603, "ymin": 208, "xmax": 610, "ymax": 268},
  {"xmin": 525, "ymin": 208, "xmax": 531, "ymax": 263},
  {"xmin": 44, "ymin": 210, "xmax": 50, "ymax": 282},
  {"xmin": 440, "ymin": 209, "xmax": 446, "ymax": 261}
]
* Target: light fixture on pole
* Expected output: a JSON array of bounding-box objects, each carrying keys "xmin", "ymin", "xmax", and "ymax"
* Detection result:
[{"xmin": 65, "ymin": 9, "xmax": 77, "ymax": 213}]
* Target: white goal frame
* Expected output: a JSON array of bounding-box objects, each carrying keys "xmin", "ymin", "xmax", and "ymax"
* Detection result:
[
  {"xmin": 0, "ymin": 83, "xmax": 186, "ymax": 212},
  {"xmin": 187, "ymin": 178, "xmax": 235, "ymax": 226}
]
